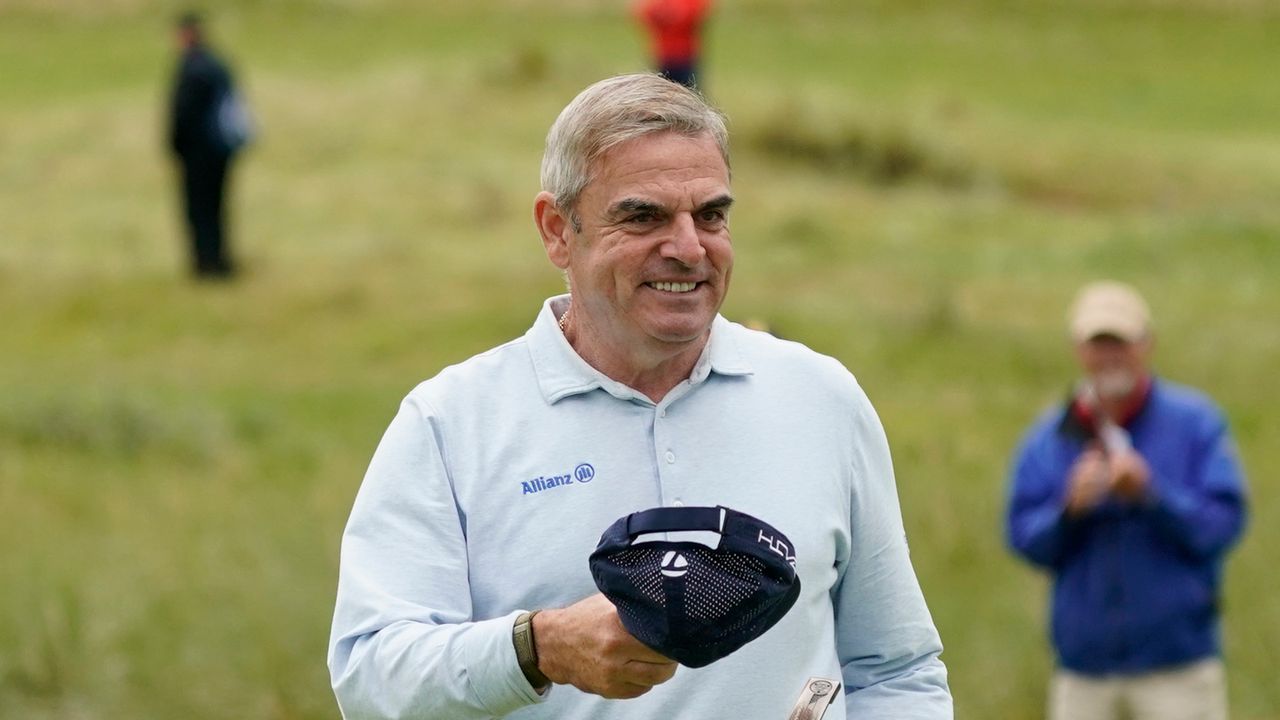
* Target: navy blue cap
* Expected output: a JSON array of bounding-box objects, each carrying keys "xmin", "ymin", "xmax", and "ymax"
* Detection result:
[{"xmin": 589, "ymin": 505, "xmax": 801, "ymax": 668}]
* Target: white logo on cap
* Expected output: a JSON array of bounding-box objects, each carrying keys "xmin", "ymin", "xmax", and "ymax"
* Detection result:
[
  {"xmin": 660, "ymin": 551, "xmax": 689, "ymax": 578},
  {"xmin": 758, "ymin": 529, "xmax": 798, "ymax": 568}
]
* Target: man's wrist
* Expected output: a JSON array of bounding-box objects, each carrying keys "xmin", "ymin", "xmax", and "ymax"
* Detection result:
[{"xmin": 513, "ymin": 610, "xmax": 551, "ymax": 692}]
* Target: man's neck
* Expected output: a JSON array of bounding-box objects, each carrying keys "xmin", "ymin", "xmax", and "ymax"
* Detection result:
[{"xmin": 563, "ymin": 319, "xmax": 709, "ymax": 403}]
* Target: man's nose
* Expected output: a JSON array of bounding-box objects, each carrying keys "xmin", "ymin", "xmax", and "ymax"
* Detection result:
[{"xmin": 660, "ymin": 214, "xmax": 706, "ymax": 266}]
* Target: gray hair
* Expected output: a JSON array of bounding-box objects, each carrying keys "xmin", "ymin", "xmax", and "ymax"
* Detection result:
[{"xmin": 540, "ymin": 74, "xmax": 730, "ymax": 223}]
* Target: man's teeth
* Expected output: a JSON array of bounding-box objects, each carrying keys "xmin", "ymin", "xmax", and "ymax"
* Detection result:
[{"xmin": 648, "ymin": 281, "xmax": 697, "ymax": 293}]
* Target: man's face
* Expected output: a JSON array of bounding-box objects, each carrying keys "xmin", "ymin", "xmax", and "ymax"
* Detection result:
[
  {"xmin": 1075, "ymin": 334, "xmax": 1152, "ymax": 398},
  {"xmin": 176, "ymin": 26, "xmax": 199, "ymax": 49},
  {"xmin": 560, "ymin": 131, "xmax": 733, "ymax": 352}
]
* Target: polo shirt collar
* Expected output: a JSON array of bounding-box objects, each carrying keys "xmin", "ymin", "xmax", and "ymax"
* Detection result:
[{"xmin": 527, "ymin": 294, "xmax": 753, "ymax": 405}]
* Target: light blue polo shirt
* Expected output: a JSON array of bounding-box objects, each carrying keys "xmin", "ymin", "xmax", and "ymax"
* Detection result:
[{"xmin": 329, "ymin": 295, "xmax": 952, "ymax": 719}]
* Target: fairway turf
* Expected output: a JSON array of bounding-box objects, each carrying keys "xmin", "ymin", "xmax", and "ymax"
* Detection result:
[{"xmin": 2, "ymin": 1, "xmax": 1278, "ymax": 718}]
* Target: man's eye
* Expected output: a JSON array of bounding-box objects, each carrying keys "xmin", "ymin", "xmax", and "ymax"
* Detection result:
[
  {"xmin": 700, "ymin": 210, "xmax": 726, "ymax": 223},
  {"xmin": 628, "ymin": 212, "xmax": 658, "ymax": 224}
]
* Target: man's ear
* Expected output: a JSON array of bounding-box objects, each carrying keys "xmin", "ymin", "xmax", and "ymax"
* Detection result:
[
  {"xmin": 534, "ymin": 191, "xmax": 571, "ymax": 270},
  {"xmin": 1136, "ymin": 332, "xmax": 1156, "ymax": 359}
]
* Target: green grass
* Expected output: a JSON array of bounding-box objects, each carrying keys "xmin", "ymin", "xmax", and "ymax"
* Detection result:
[{"xmin": 2, "ymin": 1, "xmax": 1278, "ymax": 717}]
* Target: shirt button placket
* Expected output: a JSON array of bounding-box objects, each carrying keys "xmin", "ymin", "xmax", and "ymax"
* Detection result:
[{"xmin": 655, "ymin": 405, "xmax": 681, "ymax": 506}]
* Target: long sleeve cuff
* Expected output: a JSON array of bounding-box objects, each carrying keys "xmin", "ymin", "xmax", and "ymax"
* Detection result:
[{"xmin": 467, "ymin": 611, "xmax": 549, "ymax": 716}]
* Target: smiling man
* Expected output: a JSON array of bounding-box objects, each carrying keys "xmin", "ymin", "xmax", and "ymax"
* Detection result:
[{"xmin": 329, "ymin": 74, "xmax": 951, "ymax": 720}]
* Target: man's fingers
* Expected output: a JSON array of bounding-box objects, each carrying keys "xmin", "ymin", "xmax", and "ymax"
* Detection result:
[
  {"xmin": 603, "ymin": 612, "xmax": 674, "ymax": 663},
  {"xmin": 605, "ymin": 664, "xmax": 678, "ymax": 699},
  {"xmin": 606, "ymin": 681, "xmax": 657, "ymax": 700},
  {"xmin": 620, "ymin": 639, "xmax": 674, "ymax": 665},
  {"xmin": 623, "ymin": 658, "xmax": 679, "ymax": 686}
]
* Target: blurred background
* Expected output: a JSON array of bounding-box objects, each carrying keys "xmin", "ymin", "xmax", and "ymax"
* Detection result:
[{"xmin": 1, "ymin": 0, "xmax": 1277, "ymax": 717}]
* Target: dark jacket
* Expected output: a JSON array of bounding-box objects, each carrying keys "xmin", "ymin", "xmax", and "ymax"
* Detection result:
[
  {"xmin": 169, "ymin": 44, "xmax": 234, "ymax": 160},
  {"xmin": 1006, "ymin": 378, "xmax": 1247, "ymax": 675}
]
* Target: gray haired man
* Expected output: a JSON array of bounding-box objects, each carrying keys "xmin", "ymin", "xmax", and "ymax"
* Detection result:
[{"xmin": 329, "ymin": 74, "xmax": 952, "ymax": 719}]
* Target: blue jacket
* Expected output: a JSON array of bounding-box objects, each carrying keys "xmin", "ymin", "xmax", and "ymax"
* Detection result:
[{"xmin": 1006, "ymin": 378, "xmax": 1247, "ymax": 675}]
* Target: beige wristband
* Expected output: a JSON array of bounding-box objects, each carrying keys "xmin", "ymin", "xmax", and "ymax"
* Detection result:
[{"xmin": 513, "ymin": 610, "xmax": 551, "ymax": 692}]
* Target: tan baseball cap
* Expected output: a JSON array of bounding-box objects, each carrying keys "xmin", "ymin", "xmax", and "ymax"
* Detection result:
[{"xmin": 1068, "ymin": 281, "xmax": 1151, "ymax": 343}]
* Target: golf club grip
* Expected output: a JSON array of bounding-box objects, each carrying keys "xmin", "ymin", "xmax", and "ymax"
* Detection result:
[
  {"xmin": 786, "ymin": 677, "xmax": 838, "ymax": 720},
  {"xmin": 1098, "ymin": 420, "xmax": 1131, "ymax": 456},
  {"xmin": 1076, "ymin": 379, "xmax": 1132, "ymax": 456}
]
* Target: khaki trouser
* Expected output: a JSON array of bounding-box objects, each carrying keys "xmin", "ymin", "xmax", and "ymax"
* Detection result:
[{"xmin": 1048, "ymin": 658, "xmax": 1227, "ymax": 720}]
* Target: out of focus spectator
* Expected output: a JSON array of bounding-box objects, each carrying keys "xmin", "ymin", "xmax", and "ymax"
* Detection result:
[
  {"xmin": 633, "ymin": 0, "xmax": 712, "ymax": 89},
  {"xmin": 167, "ymin": 12, "xmax": 250, "ymax": 280},
  {"xmin": 1006, "ymin": 281, "xmax": 1247, "ymax": 720}
]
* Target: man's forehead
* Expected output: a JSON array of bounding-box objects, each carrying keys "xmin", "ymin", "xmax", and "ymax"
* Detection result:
[{"xmin": 591, "ymin": 132, "xmax": 727, "ymax": 178}]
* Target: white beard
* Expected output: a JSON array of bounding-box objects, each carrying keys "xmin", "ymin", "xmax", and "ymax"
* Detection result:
[{"xmin": 1092, "ymin": 368, "xmax": 1137, "ymax": 399}]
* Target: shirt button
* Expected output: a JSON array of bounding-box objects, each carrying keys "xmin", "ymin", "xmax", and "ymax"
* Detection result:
[
  {"xmin": 673, "ymin": 499, "xmax": 684, "ymax": 507},
  {"xmin": 664, "ymin": 450, "xmax": 675, "ymax": 464},
  {"xmin": 659, "ymin": 409, "xmax": 667, "ymax": 418}
]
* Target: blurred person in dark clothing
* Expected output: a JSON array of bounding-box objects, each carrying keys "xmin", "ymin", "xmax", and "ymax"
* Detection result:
[
  {"xmin": 633, "ymin": 0, "xmax": 712, "ymax": 89},
  {"xmin": 1006, "ymin": 281, "xmax": 1247, "ymax": 720},
  {"xmin": 168, "ymin": 12, "xmax": 247, "ymax": 279}
]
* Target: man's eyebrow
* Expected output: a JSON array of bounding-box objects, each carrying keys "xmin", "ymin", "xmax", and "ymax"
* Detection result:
[
  {"xmin": 697, "ymin": 195, "xmax": 735, "ymax": 213},
  {"xmin": 608, "ymin": 195, "xmax": 735, "ymax": 218},
  {"xmin": 609, "ymin": 198, "xmax": 665, "ymax": 217}
]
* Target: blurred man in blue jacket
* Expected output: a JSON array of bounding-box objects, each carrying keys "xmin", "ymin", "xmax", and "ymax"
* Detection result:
[{"xmin": 1006, "ymin": 281, "xmax": 1246, "ymax": 720}]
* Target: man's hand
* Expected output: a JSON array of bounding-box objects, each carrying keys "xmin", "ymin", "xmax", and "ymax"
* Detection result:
[
  {"xmin": 1065, "ymin": 447, "xmax": 1111, "ymax": 517},
  {"xmin": 1109, "ymin": 448, "xmax": 1151, "ymax": 502},
  {"xmin": 532, "ymin": 593, "xmax": 678, "ymax": 699}
]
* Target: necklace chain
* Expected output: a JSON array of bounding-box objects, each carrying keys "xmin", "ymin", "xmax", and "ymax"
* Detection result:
[{"xmin": 558, "ymin": 304, "xmax": 571, "ymax": 333}]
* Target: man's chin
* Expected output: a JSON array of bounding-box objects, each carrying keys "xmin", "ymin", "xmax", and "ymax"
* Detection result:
[
  {"xmin": 643, "ymin": 317, "xmax": 713, "ymax": 345},
  {"xmin": 1093, "ymin": 370, "xmax": 1138, "ymax": 399}
]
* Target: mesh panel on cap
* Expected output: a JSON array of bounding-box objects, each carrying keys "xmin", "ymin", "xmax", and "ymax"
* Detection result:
[
  {"xmin": 683, "ymin": 547, "xmax": 765, "ymax": 621},
  {"xmin": 612, "ymin": 546, "xmax": 667, "ymax": 605}
]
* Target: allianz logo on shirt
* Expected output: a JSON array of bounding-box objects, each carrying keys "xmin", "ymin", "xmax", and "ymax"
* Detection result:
[{"xmin": 520, "ymin": 462, "xmax": 595, "ymax": 495}]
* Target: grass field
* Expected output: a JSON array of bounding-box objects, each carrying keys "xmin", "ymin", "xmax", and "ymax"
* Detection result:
[{"xmin": 2, "ymin": 1, "xmax": 1278, "ymax": 717}]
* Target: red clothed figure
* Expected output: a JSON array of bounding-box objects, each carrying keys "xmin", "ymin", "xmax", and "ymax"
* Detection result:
[{"xmin": 634, "ymin": 0, "xmax": 712, "ymax": 88}]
